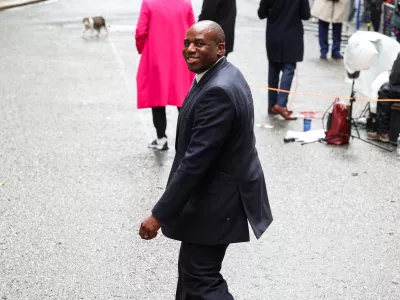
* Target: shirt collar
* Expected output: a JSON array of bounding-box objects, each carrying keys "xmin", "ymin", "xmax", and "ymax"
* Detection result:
[{"xmin": 195, "ymin": 57, "xmax": 224, "ymax": 83}]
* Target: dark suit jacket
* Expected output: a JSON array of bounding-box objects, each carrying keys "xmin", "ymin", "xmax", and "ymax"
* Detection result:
[
  {"xmin": 152, "ymin": 58, "xmax": 273, "ymax": 245},
  {"xmin": 258, "ymin": 0, "xmax": 310, "ymax": 63},
  {"xmin": 198, "ymin": 0, "xmax": 237, "ymax": 55}
]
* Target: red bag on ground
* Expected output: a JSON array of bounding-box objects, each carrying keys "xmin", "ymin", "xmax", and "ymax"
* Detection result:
[{"xmin": 325, "ymin": 101, "xmax": 350, "ymax": 145}]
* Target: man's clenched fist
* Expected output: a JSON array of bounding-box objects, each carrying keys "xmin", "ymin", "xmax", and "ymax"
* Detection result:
[{"xmin": 139, "ymin": 215, "xmax": 161, "ymax": 240}]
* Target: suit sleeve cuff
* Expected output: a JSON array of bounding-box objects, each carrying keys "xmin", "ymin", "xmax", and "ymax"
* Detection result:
[{"xmin": 151, "ymin": 206, "xmax": 166, "ymax": 224}]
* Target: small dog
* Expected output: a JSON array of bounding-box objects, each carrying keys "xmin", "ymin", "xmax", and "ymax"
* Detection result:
[{"xmin": 82, "ymin": 16, "xmax": 108, "ymax": 38}]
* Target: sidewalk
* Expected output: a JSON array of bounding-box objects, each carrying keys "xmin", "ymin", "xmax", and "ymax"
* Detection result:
[{"xmin": 0, "ymin": 0, "xmax": 47, "ymax": 10}]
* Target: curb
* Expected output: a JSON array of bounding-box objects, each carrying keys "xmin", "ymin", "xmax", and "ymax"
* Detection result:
[{"xmin": 0, "ymin": 0, "xmax": 47, "ymax": 11}]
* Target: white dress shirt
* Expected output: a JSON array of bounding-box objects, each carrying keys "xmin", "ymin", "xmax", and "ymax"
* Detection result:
[{"xmin": 194, "ymin": 57, "xmax": 224, "ymax": 84}]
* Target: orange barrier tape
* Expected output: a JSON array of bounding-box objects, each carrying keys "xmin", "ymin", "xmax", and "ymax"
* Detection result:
[{"xmin": 249, "ymin": 84, "xmax": 400, "ymax": 103}]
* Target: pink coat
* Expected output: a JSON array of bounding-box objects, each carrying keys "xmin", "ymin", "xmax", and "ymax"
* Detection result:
[{"xmin": 135, "ymin": 0, "xmax": 195, "ymax": 109}]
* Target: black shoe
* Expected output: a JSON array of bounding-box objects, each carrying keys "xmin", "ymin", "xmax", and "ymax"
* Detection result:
[{"xmin": 332, "ymin": 53, "xmax": 344, "ymax": 60}]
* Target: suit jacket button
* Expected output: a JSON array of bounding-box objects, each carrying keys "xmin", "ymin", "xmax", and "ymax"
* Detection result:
[{"xmin": 227, "ymin": 218, "xmax": 230, "ymax": 221}]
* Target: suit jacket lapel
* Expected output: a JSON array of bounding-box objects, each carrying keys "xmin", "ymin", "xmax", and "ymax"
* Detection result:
[
  {"xmin": 178, "ymin": 58, "xmax": 228, "ymax": 121},
  {"xmin": 175, "ymin": 57, "xmax": 229, "ymax": 147}
]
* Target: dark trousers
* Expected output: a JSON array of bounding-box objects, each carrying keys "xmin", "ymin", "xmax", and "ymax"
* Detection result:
[
  {"xmin": 175, "ymin": 242, "xmax": 234, "ymax": 300},
  {"xmin": 268, "ymin": 62, "xmax": 296, "ymax": 108},
  {"xmin": 377, "ymin": 101, "xmax": 392, "ymax": 135},
  {"xmin": 369, "ymin": 3, "xmax": 382, "ymax": 32},
  {"xmin": 318, "ymin": 20, "xmax": 342, "ymax": 56},
  {"xmin": 151, "ymin": 106, "xmax": 180, "ymax": 139}
]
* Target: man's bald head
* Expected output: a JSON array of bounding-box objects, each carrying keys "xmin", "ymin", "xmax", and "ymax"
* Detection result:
[
  {"xmin": 182, "ymin": 21, "xmax": 226, "ymax": 74},
  {"xmin": 192, "ymin": 21, "xmax": 225, "ymax": 45}
]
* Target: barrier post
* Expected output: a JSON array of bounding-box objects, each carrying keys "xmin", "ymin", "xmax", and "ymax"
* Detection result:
[{"xmin": 356, "ymin": 0, "xmax": 362, "ymax": 30}]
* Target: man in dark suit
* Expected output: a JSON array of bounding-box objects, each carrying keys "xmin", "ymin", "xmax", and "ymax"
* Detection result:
[
  {"xmin": 198, "ymin": 0, "xmax": 236, "ymax": 57},
  {"xmin": 139, "ymin": 21, "xmax": 273, "ymax": 299}
]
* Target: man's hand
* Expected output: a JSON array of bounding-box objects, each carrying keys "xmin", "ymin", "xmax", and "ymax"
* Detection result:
[{"xmin": 139, "ymin": 215, "xmax": 161, "ymax": 240}]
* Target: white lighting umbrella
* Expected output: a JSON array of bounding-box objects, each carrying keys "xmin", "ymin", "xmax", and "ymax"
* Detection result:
[{"xmin": 344, "ymin": 31, "xmax": 400, "ymax": 113}]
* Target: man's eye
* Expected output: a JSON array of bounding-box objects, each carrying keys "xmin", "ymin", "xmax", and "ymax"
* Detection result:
[{"xmin": 196, "ymin": 42, "xmax": 204, "ymax": 46}]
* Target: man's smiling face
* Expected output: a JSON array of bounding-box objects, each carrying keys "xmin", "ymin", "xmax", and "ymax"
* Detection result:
[{"xmin": 182, "ymin": 23, "xmax": 225, "ymax": 74}]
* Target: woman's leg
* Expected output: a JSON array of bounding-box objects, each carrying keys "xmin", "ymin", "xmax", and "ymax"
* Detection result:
[
  {"xmin": 149, "ymin": 106, "xmax": 168, "ymax": 150},
  {"xmin": 151, "ymin": 106, "xmax": 167, "ymax": 139},
  {"xmin": 318, "ymin": 20, "xmax": 330, "ymax": 59},
  {"xmin": 332, "ymin": 23, "xmax": 343, "ymax": 59}
]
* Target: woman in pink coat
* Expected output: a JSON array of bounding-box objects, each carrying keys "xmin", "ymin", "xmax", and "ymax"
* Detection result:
[{"xmin": 135, "ymin": 0, "xmax": 195, "ymax": 150}]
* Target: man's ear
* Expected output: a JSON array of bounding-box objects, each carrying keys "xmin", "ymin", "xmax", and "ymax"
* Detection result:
[{"xmin": 217, "ymin": 42, "xmax": 226, "ymax": 57}]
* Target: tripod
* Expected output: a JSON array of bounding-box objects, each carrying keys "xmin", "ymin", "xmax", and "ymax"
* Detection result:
[
  {"xmin": 302, "ymin": 79, "xmax": 392, "ymax": 152},
  {"xmin": 345, "ymin": 79, "xmax": 392, "ymax": 151}
]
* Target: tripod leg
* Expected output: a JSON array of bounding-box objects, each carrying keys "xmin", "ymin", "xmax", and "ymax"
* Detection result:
[
  {"xmin": 352, "ymin": 119, "xmax": 361, "ymax": 139},
  {"xmin": 351, "ymin": 135, "xmax": 393, "ymax": 152}
]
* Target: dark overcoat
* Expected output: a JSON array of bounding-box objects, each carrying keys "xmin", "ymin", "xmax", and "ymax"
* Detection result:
[
  {"xmin": 151, "ymin": 58, "xmax": 273, "ymax": 245},
  {"xmin": 258, "ymin": 0, "xmax": 310, "ymax": 63},
  {"xmin": 198, "ymin": 0, "xmax": 237, "ymax": 55}
]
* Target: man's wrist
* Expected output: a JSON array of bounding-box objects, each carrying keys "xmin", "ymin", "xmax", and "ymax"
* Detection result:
[
  {"xmin": 151, "ymin": 206, "xmax": 165, "ymax": 223},
  {"xmin": 151, "ymin": 214, "xmax": 162, "ymax": 225}
]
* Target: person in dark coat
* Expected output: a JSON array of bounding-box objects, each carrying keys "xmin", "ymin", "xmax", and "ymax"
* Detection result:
[
  {"xmin": 368, "ymin": 53, "xmax": 400, "ymax": 143},
  {"xmin": 198, "ymin": 0, "xmax": 237, "ymax": 57},
  {"xmin": 139, "ymin": 21, "xmax": 273, "ymax": 299},
  {"xmin": 258, "ymin": 0, "xmax": 310, "ymax": 120}
]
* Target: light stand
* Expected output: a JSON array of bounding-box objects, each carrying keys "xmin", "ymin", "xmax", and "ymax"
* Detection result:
[
  {"xmin": 301, "ymin": 78, "xmax": 392, "ymax": 152},
  {"xmin": 311, "ymin": 79, "xmax": 392, "ymax": 151},
  {"xmin": 348, "ymin": 79, "xmax": 357, "ymax": 137},
  {"xmin": 345, "ymin": 79, "xmax": 392, "ymax": 151}
]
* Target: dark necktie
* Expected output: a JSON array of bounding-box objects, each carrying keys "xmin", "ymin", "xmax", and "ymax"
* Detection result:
[{"xmin": 191, "ymin": 78, "xmax": 197, "ymax": 90}]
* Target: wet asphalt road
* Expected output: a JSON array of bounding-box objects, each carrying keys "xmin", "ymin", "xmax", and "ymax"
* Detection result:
[{"xmin": 0, "ymin": 0, "xmax": 399, "ymax": 299}]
